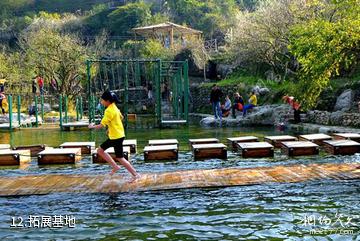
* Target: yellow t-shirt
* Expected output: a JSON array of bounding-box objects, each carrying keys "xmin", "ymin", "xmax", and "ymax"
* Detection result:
[
  {"xmin": 249, "ymin": 95, "xmax": 257, "ymax": 106},
  {"xmin": 101, "ymin": 103, "xmax": 125, "ymax": 140}
]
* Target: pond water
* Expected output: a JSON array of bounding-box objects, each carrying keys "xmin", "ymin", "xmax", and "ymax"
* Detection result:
[{"xmin": 0, "ymin": 126, "xmax": 359, "ymax": 240}]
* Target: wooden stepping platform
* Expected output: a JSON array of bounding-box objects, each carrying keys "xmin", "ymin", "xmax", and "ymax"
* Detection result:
[
  {"xmin": 144, "ymin": 145, "xmax": 178, "ymax": 161},
  {"xmin": 237, "ymin": 142, "xmax": 274, "ymax": 158},
  {"xmin": 123, "ymin": 139, "xmax": 137, "ymax": 154},
  {"xmin": 0, "ymin": 123, "xmax": 19, "ymax": 130},
  {"xmin": 323, "ymin": 140, "xmax": 360, "ymax": 155},
  {"xmin": 61, "ymin": 122, "xmax": 88, "ymax": 131},
  {"xmin": 38, "ymin": 148, "xmax": 82, "ymax": 165},
  {"xmin": 161, "ymin": 120, "xmax": 187, "ymax": 125},
  {"xmin": 13, "ymin": 144, "xmax": 47, "ymax": 157},
  {"xmin": 264, "ymin": 135, "xmax": 297, "ymax": 148},
  {"xmin": 227, "ymin": 136, "xmax": 259, "ymax": 151},
  {"xmin": 0, "ymin": 150, "xmax": 31, "ymax": 166},
  {"xmin": 60, "ymin": 142, "xmax": 95, "ymax": 155},
  {"xmin": 92, "ymin": 147, "xmax": 131, "ymax": 163},
  {"xmin": 0, "ymin": 144, "xmax": 10, "ymax": 150},
  {"xmin": 192, "ymin": 143, "xmax": 227, "ymax": 160},
  {"xmin": 333, "ymin": 133, "xmax": 360, "ymax": 142},
  {"xmin": 127, "ymin": 114, "xmax": 137, "ymax": 122},
  {"xmin": 0, "ymin": 163, "xmax": 358, "ymax": 196},
  {"xmin": 281, "ymin": 141, "xmax": 319, "ymax": 157},
  {"xmin": 189, "ymin": 138, "xmax": 219, "ymax": 150},
  {"xmin": 148, "ymin": 139, "xmax": 179, "ymax": 147},
  {"xmin": 299, "ymin": 134, "xmax": 332, "ymax": 145}
]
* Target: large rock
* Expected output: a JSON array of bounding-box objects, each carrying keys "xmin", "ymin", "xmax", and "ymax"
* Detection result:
[
  {"xmin": 30, "ymin": 102, "xmax": 52, "ymax": 113},
  {"xmin": 334, "ymin": 89, "xmax": 354, "ymax": 111},
  {"xmin": 200, "ymin": 104, "xmax": 291, "ymax": 127},
  {"xmin": 216, "ymin": 64, "xmax": 233, "ymax": 79},
  {"xmin": 252, "ymin": 86, "xmax": 270, "ymax": 96}
]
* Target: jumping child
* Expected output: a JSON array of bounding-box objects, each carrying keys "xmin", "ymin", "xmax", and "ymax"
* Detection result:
[{"xmin": 88, "ymin": 90, "xmax": 140, "ymax": 179}]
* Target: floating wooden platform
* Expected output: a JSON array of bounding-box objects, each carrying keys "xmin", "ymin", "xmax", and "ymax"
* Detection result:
[
  {"xmin": 60, "ymin": 142, "xmax": 95, "ymax": 155},
  {"xmin": 227, "ymin": 136, "xmax": 259, "ymax": 151},
  {"xmin": 299, "ymin": 134, "xmax": 332, "ymax": 145},
  {"xmin": 323, "ymin": 140, "xmax": 360, "ymax": 156},
  {"xmin": 123, "ymin": 139, "xmax": 137, "ymax": 154},
  {"xmin": 161, "ymin": 120, "xmax": 187, "ymax": 125},
  {"xmin": 13, "ymin": 144, "xmax": 47, "ymax": 157},
  {"xmin": 333, "ymin": 133, "xmax": 360, "ymax": 142},
  {"xmin": 189, "ymin": 138, "xmax": 219, "ymax": 150},
  {"xmin": 264, "ymin": 135, "xmax": 297, "ymax": 148},
  {"xmin": 237, "ymin": 142, "xmax": 274, "ymax": 158},
  {"xmin": 148, "ymin": 139, "xmax": 179, "ymax": 147},
  {"xmin": 61, "ymin": 122, "xmax": 89, "ymax": 131},
  {"xmin": 192, "ymin": 143, "xmax": 227, "ymax": 160},
  {"xmin": 0, "ymin": 123, "xmax": 19, "ymax": 130},
  {"xmin": 0, "ymin": 163, "xmax": 359, "ymax": 196},
  {"xmin": 0, "ymin": 150, "xmax": 31, "ymax": 166},
  {"xmin": 92, "ymin": 146, "xmax": 131, "ymax": 163},
  {"xmin": 38, "ymin": 148, "xmax": 82, "ymax": 165},
  {"xmin": 127, "ymin": 114, "xmax": 137, "ymax": 122},
  {"xmin": 0, "ymin": 144, "xmax": 10, "ymax": 150},
  {"xmin": 281, "ymin": 141, "xmax": 319, "ymax": 157},
  {"xmin": 144, "ymin": 145, "xmax": 178, "ymax": 161}
]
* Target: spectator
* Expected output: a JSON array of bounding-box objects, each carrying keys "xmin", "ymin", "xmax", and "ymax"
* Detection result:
[
  {"xmin": 0, "ymin": 79, "xmax": 5, "ymax": 93},
  {"xmin": 37, "ymin": 76, "xmax": 44, "ymax": 95},
  {"xmin": 232, "ymin": 92, "xmax": 244, "ymax": 118},
  {"xmin": 32, "ymin": 79, "xmax": 37, "ymax": 95},
  {"xmin": 243, "ymin": 91, "xmax": 257, "ymax": 117},
  {"xmin": 210, "ymin": 84, "xmax": 223, "ymax": 120},
  {"xmin": 51, "ymin": 79, "xmax": 58, "ymax": 93},
  {"xmin": 0, "ymin": 92, "xmax": 6, "ymax": 115},
  {"xmin": 221, "ymin": 95, "xmax": 232, "ymax": 117},
  {"xmin": 283, "ymin": 95, "xmax": 301, "ymax": 123}
]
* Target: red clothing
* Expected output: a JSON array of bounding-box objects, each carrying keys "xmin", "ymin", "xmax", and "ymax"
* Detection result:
[
  {"xmin": 37, "ymin": 77, "xmax": 44, "ymax": 87},
  {"xmin": 284, "ymin": 96, "xmax": 301, "ymax": 110}
]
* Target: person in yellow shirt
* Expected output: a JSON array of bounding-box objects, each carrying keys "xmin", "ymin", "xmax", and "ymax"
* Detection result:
[
  {"xmin": 89, "ymin": 90, "xmax": 140, "ymax": 179},
  {"xmin": 243, "ymin": 91, "xmax": 257, "ymax": 117}
]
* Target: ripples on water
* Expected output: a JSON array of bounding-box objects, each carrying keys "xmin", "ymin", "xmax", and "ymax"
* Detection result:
[{"xmin": 0, "ymin": 128, "xmax": 359, "ymax": 240}]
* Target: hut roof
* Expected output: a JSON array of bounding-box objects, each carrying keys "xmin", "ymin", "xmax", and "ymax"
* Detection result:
[{"xmin": 132, "ymin": 22, "xmax": 202, "ymax": 36}]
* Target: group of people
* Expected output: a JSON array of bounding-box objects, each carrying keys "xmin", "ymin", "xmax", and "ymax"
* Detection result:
[{"xmin": 210, "ymin": 84, "xmax": 258, "ymax": 120}]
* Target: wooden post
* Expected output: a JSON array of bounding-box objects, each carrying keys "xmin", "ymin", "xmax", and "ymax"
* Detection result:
[
  {"xmin": 17, "ymin": 95, "xmax": 21, "ymax": 126},
  {"xmin": 183, "ymin": 60, "xmax": 189, "ymax": 124},
  {"xmin": 35, "ymin": 95, "xmax": 38, "ymax": 127},
  {"xmin": 59, "ymin": 95, "xmax": 63, "ymax": 130},
  {"xmin": 156, "ymin": 60, "xmax": 162, "ymax": 126},
  {"xmin": 41, "ymin": 95, "xmax": 44, "ymax": 124},
  {"xmin": 124, "ymin": 62, "xmax": 129, "ymax": 129},
  {"xmin": 64, "ymin": 95, "xmax": 68, "ymax": 123},
  {"xmin": 170, "ymin": 27, "xmax": 174, "ymax": 49},
  {"xmin": 8, "ymin": 95, "xmax": 12, "ymax": 130}
]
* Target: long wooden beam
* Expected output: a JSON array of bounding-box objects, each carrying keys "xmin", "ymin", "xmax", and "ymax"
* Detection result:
[{"xmin": 0, "ymin": 163, "xmax": 359, "ymax": 197}]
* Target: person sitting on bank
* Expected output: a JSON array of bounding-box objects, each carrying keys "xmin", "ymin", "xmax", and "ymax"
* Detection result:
[
  {"xmin": 243, "ymin": 91, "xmax": 257, "ymax": 117},
  {"xmin": 282, "ymin": 95, "xmax": 301, "ymax": 123},
  {"xmin": 221, "ymin": 95, "xmax": 232, "ymax": 117},
  {"xmin": 232, "ymin": 92, "xmax": 244, "ymax": 118}
]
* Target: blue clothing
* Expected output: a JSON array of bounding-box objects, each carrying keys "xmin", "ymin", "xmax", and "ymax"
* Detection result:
[
  {"xmin": 212, "ymin": 101, "xmax": 222, "ymax": 120},
  {"xmin": 243, "ymin": 104, "xmax": 255, "ymax": 116},
  {"xmin": 224, "ymin": 99, "xmax": 231, "ymax": 110}
]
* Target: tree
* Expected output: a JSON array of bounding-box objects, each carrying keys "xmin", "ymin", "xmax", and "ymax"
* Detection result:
[
  {"xmin": 19, "ymin": 28, "xmax": 88, "ymax": 96},
  {"xmin": 289, "ymin": 0, "xmax": 360, "ymax": 109},
  {"xmin": 107, "ymin": 1, "xmax": 151, "ymax": 36},
  {"xmin": 229, "ymin": 0, "xmax": 311, "ymax": 78}
]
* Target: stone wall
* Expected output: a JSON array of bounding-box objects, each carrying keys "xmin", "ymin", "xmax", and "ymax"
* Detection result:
[{"xmin": 306, "ymin": 110, "xmax": 360, "ymax": 127}]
